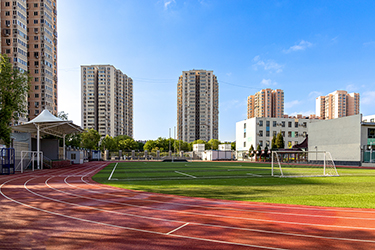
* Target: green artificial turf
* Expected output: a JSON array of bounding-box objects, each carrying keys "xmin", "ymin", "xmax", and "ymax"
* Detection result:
[{"xmin": 92, "ymin": 161, "xmax": 375, "ymax": 209}]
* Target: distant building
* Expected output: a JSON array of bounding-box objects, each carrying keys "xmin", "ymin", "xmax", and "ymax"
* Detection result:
[
  {"xmin": 1, "ymin": 0, "xmax": 58, "ymax": 121},
  {"xmin": 236, "ymin": 117, "xmax": 309, "ymax": 160},
  {"xmin": 81, "ymin": 65, "xmax": 133, "ymax": 138},
  {"xmin": 247, "ymin": 89, "xmax": 284, "ymax": 118},
  {"xmin": 177, "ymin": 69, "xmax": 219, "ymax": 143},
  {"xmin": 316, "ymin": 90, "xmax": 360, "ymax": 120}
]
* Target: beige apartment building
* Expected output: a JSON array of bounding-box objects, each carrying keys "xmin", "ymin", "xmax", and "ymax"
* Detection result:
[
  {"xmin": 177, "ymin": 69, "xmax": 219, "ymax": 143},
  {"xmin": 316, "ymin": 90, "xmax": 360, "ymax": 120},
  {"xmin": 247, "ymin": 89, "xmax": 284, "ymax": 119},
  {"xmin": 81, "ymin": 65, "xmax": 133, "ymax": 138},
  {"xmin": 1, "ymin": 0, "xmax": 58, "ymax": 121}
]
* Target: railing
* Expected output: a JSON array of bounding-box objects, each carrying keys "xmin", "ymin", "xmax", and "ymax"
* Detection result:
[
  {"xmin": 15, "ymin": 151, "xmax": 43, "ymax": 173},
  {"xmin": 43, "ymin": 155, "xmax": 53, "ymax": 169}
]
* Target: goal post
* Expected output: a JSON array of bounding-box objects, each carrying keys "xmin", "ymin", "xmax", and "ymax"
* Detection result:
[{"xmin": 271, "ymin": 150, "xmax": 339, "ymax": 177}]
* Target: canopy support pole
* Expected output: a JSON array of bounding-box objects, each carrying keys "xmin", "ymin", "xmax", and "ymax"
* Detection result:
[
  {"xmin": 37, "ymin": 123, "xmax": 40, "ymax": 169},
  {"xmin": 63, "ymin": 134, "xmax": 66, "ymax": 160}
]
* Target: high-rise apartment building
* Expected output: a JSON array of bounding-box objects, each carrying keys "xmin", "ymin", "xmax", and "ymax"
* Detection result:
[
  {"xmin": 81, "ymin": 65, "xmax": 133, "ymax": 138},
  {"xmin": 0, "ymin": 0, "xmax": 58, "ymax": 121},
  {"xmin": 177, "ymin": 69, "xmax": 219, "ymax": 143},
  {"xmin": 247, "ymin": 89, "xmax": 284, "ymax": 119},
  {"xmin": 316, "ymin": 90, "xmax": 360, "ymax": 120}
]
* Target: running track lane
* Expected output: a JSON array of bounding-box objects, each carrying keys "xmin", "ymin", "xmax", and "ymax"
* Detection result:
[{"xmin": 1, "ymin": 162, "xmax": 375, "ymax": 249}]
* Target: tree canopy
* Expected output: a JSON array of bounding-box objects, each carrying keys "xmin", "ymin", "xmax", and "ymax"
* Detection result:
[
  {"xmin": 0, "ymin": 54, "xmax": 30, "ymax": 146},
  {"xmin": 81, "ymin": 128, "xmax": 101, "ymax": 150}
]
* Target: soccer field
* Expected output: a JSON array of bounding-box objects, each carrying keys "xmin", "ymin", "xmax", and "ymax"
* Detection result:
[{"xmin": 92, "ymin": 161, "xmax": 375, "ymax": 209}]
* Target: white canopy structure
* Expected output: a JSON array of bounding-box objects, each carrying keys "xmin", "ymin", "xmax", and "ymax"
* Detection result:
[{"xmin": 12, "ymin": 110, "xmax": 84, "ymax": 166}]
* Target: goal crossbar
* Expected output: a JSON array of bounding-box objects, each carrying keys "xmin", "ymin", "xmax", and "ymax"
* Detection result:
[{"xmin": 271, "ymin": 150, "xmax": 339, "ymax": 178}]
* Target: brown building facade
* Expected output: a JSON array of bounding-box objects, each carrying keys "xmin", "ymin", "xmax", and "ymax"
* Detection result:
[
  {"xmin": 247, "ymin": 88, "xmax": 284, "ymax": 119},
  {"xmin": 0, "ymin": 0, "xmax": 58, "ymax": 121}
]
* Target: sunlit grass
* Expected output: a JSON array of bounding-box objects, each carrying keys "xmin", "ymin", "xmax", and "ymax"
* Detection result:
[{"xmin": 92, "ymin": 162, "xmax": 375, "ymax": 209}]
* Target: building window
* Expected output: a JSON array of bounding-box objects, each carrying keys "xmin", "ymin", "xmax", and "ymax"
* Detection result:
[
  {"xmin": 369, "ymin": 128, "xmax": 375, "ymax": 139},
  {"xmin": 273, "ymin": 131, "xmax": 277, "ymax": 136},
  {"xmin": 281, "ymin": 121, "xmax": 285, "ymax": 127},
  {"xmin": 5, "ymin": 2, "xmax": 10, "ymax": 7},
  {"xmin": 295, "ymin": 132, "xmax": 299, "ymax": 137},
  {"xmin": 266, "ymin": 121, "xmax": 270, "ymax": 127},
  {"xmin": 288, "ymin": 131, "xmax": 292, "ymax": 137},
  {"xmin": 288, "ymin": 121, "xmax": 292, "ymax": 127},
  {"xmin": 259, "ymin": 120, "xmax": 263, "ymax": 126},
  {"xmin": 34, "ymin": 20, "xmax": 38, "ymax": 24},
  {"xmin": 259, "ymin": 141, "xmax": 263, "ymax": 147},
  {"xmin": 259, "ymin": 130, "xmax": 263, "ymax": 137},
  {"xmin": 244, "ymin": 132, "xmax": 246, "ymax": 138},
  {"xmin": 34, "ymin": 3, "xmax": 38, "ymax": 7},
  {"xmin": 34, "ymin": 11, "xmax": 38, "ymax": 16},
  {"xmin": 244, "ymin": 123, "xmax": 246, "ymax": 129},
  {"xmin": 35, "ymin": 94, "xmax": 39, "ymax": 98},
  {"xmin": 266, "ymin": 131, "xmax": 270, "ymax": 137},
  {"xmin": 273, "ymin": 121, "xmax": 277, "ymax": 127},
  {"xmin": 244, "ymin": 142, "xmax": 246, "ymax": 147},
  {"xmin": 295, "ymin": 122, "xmax": 299, "ymax": 128}
]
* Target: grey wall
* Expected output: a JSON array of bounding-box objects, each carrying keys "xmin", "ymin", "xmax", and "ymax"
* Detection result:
[{"xmin": 309, "ymin": 115, "xmax": 362, "ymax": 162}]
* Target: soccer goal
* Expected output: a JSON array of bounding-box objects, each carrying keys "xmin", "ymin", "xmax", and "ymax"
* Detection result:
[{"xmin": 271, "ymin": 151, "xmax": 339, "ymax": 177}]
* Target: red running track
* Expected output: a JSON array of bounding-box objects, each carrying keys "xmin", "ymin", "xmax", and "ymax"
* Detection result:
[{"xmin": 1, "ymin": 162, "xmax": 375, "ymax": 249}]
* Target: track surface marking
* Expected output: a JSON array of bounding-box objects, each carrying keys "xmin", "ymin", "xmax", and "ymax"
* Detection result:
[{"xmin": 1, "ymin": 162, "xmax": 375, "ymax": 249}]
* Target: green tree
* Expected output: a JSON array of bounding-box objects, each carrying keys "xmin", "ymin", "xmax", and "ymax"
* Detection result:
[
  {"xmin": 118, "ymin": 139, "xmax": 138, "ymax": 151},
  {"xmin": 271, "ymin": 135, "xmax": 277, "ymax": 149},
  {"xmin": 208, "ymin": 139, "xmax": 221, "ymax": 150},
  {"xmin": 81, "ymin": 128, "xmax": 101, "ymax": 150},
  {"xmin": 249, "ymin": 144, "xmax": 255, "ymax": 157},
  {"xmin": 256, "ymin": 144, "xmax": 261, "ymax": 152},
  {"xmin": 173, "ymin": 140, "xmax": 189, "ymax": 152},
  {"xmin": 144, "ymin": 140, "xmax": 156, "ymax": 152},
  {"xmin": 57, "ymin": 111, "xmax": 69, "ymax": 121},
  {"xmin": 65, "ymin": 133, "xmax": 82, "ymax": 148},
  {"xmin": 231, "ymin": 141, "xmax": 236, "ymax": 151},
  {"xmin": 101, "ymin": 135, "xmax": 116, "ymax": 151},
  {"xmin": 276, "ymin": 132, "xmax": 285, "ymax": 149},
  {"xmin": 0, "ymin": 54, "xmax": 31, "ymax": 146}
]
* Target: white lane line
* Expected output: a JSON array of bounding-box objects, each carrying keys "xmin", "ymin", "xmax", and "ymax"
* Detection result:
[
  {"xmin": 5, "ymin": 176, "xmax": 375, "ymax": 244},
  {"xmin": 108, "ymin": 163, "xmax": 118, "ymax": 180},
  {"xmin": 75, "ymin": 174, "xmax": 375, "ymax": 222},
  {"xmin": 61, "ymin": 177, "xmax": 375, "ymax": 232},
  {"xmin": 0, "ymin": 180, "xmax": 287, "ymax": 250},
  {"xmin": 80, "ymin": 174, "xmax": 375, "ymax": 215},
  {"xmin": 167, "ymin": 223, "xmax": 189, "ymax": 235},
  {"xmin": 175, "ymin": 171, "xmax": 196, "ymax": 178}
]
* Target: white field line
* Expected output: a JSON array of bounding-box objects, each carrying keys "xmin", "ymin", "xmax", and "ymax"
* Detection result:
[
  {"xmin": 75, "ymin": 173, "xmax": 375, "ymax": 220},
  {"xmin": 166, "ymin": 223, "xmax": 189, "ymax": 235},
  {"xmin": 23, "ymin": 177, "xmax": 375, "ymax": 243},
  {"xmin": 58, "ymin": 177, "xmax": 375, "ymax": 232},
  {"xmin": 6, "ymin": 176, "xmax": 374, "ymax": 245},
  {"xmin": 247, "ymin": 173, "xmax": 263, "ymax": 177},
  {"xmin": 79, "ymin": 170, "xmax": 375, "ymax": 216},
  {"xmin": 0, "ymin": 179, "xmax": 288, "ymax": 250},
  {"xmin": 108, "ymin": 163, "xmax": 119, "ymax": 180},
  {"xmin": 175, "ymin": 171, "xmax": 196, "ymax": 178}
]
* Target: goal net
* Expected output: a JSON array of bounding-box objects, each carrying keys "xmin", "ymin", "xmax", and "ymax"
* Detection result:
[{"xmin": 271, "ymin": 151, "xmax": 339, "ymax": 177}]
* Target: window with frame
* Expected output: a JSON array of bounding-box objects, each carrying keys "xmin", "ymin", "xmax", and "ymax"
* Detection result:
[
  {"xmin": 259, "ymin": 120, "xmax": 263, "ymax": 126},
  {"xmin": 369, "ymin": 128, "xmax": 375, "ymax": 138},
  {"xmin": 288, "ymin": 121, "xmax": 292, "ymax": 127},
  {"xmin": 266, "ymin": 121, "xmax": 270, "ymax": 127},
  {"xmin": 243, "ymin": 142, "xmax": 246, "ymax": 148},
  {"xmin": 295, "ymin": 122, "xmax": 299, "ymax": 128},
  {"xmin": 273, "ymin": 121, "xmax": 277, "ymax": 127},
  {"xmin": 259, "ymin": 130, "xmax": 263, "ymax": 137}
]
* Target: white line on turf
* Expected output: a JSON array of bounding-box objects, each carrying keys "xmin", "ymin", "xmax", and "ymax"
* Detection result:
[
  {"xmin": 247, "ymin": 173, "xmax": 263, "ymax": 177},
  {"xmin": 175, "ymin": 171, "xmax": 196, "ymax": 178},
  {"xmin": 166, "ymin": 223, "xmax": 189, "ymax": 235},
  {"xmin": 108, "ymin": 163, "xmax": 118, "ymax": 180}
]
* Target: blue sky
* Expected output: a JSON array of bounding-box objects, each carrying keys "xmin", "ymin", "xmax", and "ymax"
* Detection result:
[{"xmin": 57, "ymin": 0, "xmax": 375, "ymax": 141}]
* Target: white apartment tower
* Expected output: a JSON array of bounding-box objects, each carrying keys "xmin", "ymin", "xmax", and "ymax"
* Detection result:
[
  {"xmin": 316, "ymin": 90, "xmax": 360, "ymax": 120},
  {"xmin": 81, "ymin": 65, "xmax": 133, "ymax": 138},
  {"xmin": 177, "ymin": 69, "xmax": 219, "ymax": 143}
]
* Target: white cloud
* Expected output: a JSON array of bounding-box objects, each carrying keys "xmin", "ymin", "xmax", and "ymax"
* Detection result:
[
  {"xmin": 346, "ymin": 84, "xmax": 358, "ymax": 92},
  {"xmin": 164, "ymin": 0, "xmax": 175, "ymax": 10},
  {"xmin": 283, "ymin": 40, "xmax": 313, "ymax": 53},
  {"xmin": 362, "ymin": 91, "xmax": 375, "ymax": 105},
  {"xmin": 253, "ymin": 56, "xmax": 283, "ymax": 73},
  {"xmin": 308, "ymin": 91, "xmax": 323, "ymax": 99},
  {"xmin": 284, "ymin": 100, "xmax": 302, "ymax": 109},
  {"xmin": 260, "ymin": 79, "xmax": 277, "ymax": 86}
]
